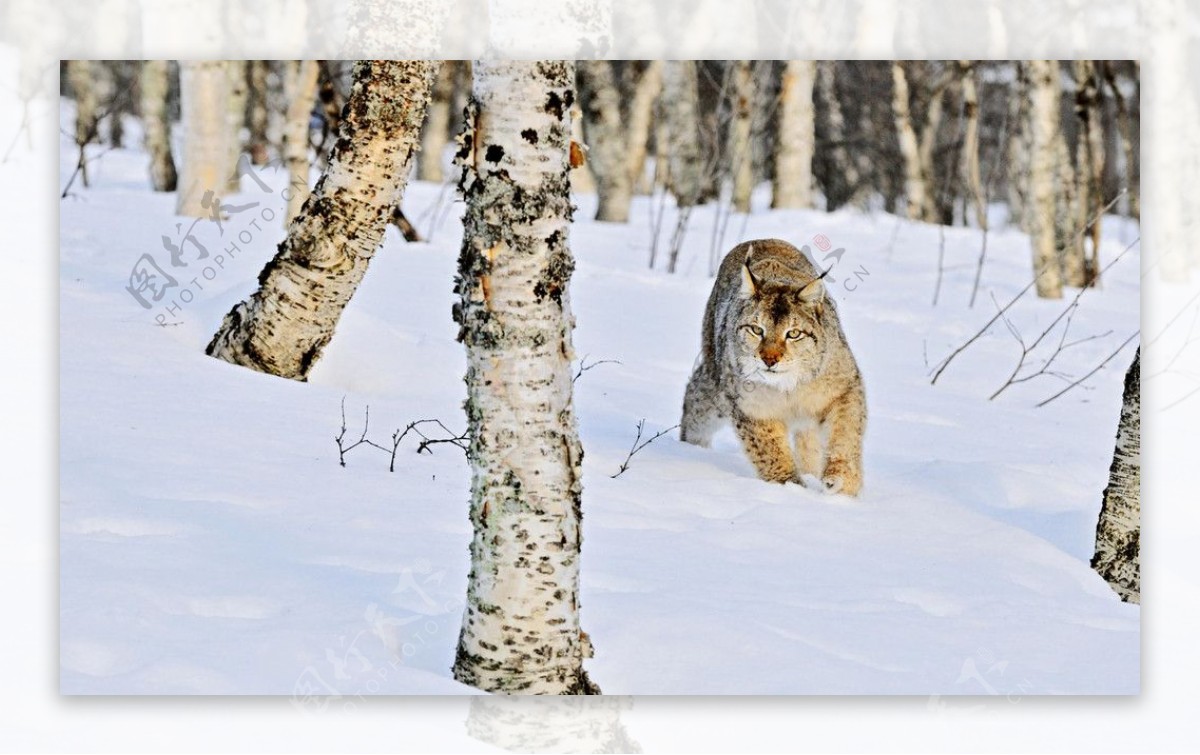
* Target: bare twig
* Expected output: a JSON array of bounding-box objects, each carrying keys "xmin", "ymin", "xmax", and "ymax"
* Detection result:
[
  {"xmin": 335, "ymin": 398, "xmax": 468, "ymax": 470},
  {"xmin": 988, "ymin": 296, "xmax": 1114, "ymax": 400},
  {"xmin": 611, "ymin": 419, "xmax": 679, "ymax": 478},
  {"xmin": 1036, "ymin": 331, "xmax": 1140, "ymax": 407},
  {"xmin": 931, "ymin": 235, "xmax": 1138, "ymax": 385},
  {"xmin": 573, "ymin": 354, "xmax": 622, "ymax": 382},
  {"xmin": 932, "ymin": 224, "xmax": 945, "ymax": 307},
  {"xmin": 334, "ymin": 398, "xmax": 374, "ymax": 467}
]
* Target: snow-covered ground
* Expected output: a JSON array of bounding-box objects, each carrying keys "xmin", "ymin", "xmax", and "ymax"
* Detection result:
[{"xmin": 59, "ymin": 105, "xmax": 1139, "ymax": 696}]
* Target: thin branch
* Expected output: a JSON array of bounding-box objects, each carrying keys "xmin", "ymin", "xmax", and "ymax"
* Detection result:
[
  {"xmin": 573, "ymin": 354, "xmax": 622, "ymax": 382},
  {"xmin": 1035, "ymin": 331, "xmax": 1140, "ymax": 407},
  {"xmin": 932, "ymin": 224, "xmax": 946, "ymax": 307},
  {"xmin": 611, "ymin": 419, "xmax": 679, "ymax": 478}
]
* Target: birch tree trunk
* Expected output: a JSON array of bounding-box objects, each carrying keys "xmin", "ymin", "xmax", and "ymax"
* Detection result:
[
  {"xmin": 1073, "ymin": 59, "xmax": 1104, "ymax": 287},
  {"xmin": 451, "ymin": 59, "xmax": 598, "ymax": 696},
  {"xmin": 247, "ymin": 60, "xmax": 271, "ymax": 165},
  {"xmin": 282, "ymin": 60, "xmax": 321, "ymax": 224},
  {"xmin": 959, "ymin": 62, "xmax": 986, "ymax": 229},
  {"xmin": 1103, "ymin": 61, "xmax": 1139, "ymax": 220},
  {"xmin": 816, "ymin": 62, "xmax": 860, "ymax": 211},
  {"xmin": 578, "ymin": 61, "xmax": 632, "ymax": 222},
  {"xmin": 140, "ymin": 60, "xmax": 178, "ymax": 192},
  {"xmin": 1027, "ymin": 59, "xmax": 1064, "ymax": 299},
  {"xmin": 224, "ymin": 61, "xmax": 248, "ymax": 193},
  {"xmin": 418, "ymin": 59, "xmax": 457, "ymax": 182},
  {"xmin": 625, "ymin": 60, "xmax": 663, "ymax": 195},
  {"xmin": 176, "ymin": 61, "xmax": 230, "ymax": 218},
  {"xmin": 771, "ymin": 59, "xmax": 816, "ymax": 209},
  {"xmin": 206, "ymin": 61, "xmax": 438, "ymax": 380},
  {"xmin": 1092, "ymin": 348, "xmax": 1139, "ymax": 604},
  {"xmin": 891, "ymin": 62, "xmax": 935, "ymax": 222},
  {"xmin": 1007, "ymin": 62, "xmax": 1033, "ymax": 232},
  {"xmin": 660, "ymin": 60, "xmax": 704, "ymax": 208},
  {"xmin": 728, "ymin": 60, "xmax": 755, "ymax": 213}
]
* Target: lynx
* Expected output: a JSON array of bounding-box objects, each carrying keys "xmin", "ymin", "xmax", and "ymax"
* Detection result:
[{"xmin": 680, "ymin": 239, "xmax": 867, "ymax": 495}]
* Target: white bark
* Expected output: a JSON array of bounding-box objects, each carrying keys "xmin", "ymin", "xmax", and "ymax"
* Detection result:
[
  {"xmin": 660, "ymin": 60, "xmax": 704, "ymax": 208},
  {"xmin": 206, "ymin": 61, "xmax": 438, "ymax": 380},
  {"xmin": 418, "ymin": 59, "xmax": 457, "ymax": 182},
  {"xmin": 224, "ymin": 61, "xmax": 248, "ymax": 193},
  {"xmin": 1092, "ymin": 349, "xmax": 1139, "ymax": 603},
  {"xmin": 625, "ymin": 60, "xmax": 663, "ymax": 195},
  {"xmin": 728, "ymin": 60, "xmax": 755, "ymax": 213},
  {"xmin": 959, "ymin": 62, "xmax": 986, "ymax": 230},
  {"xmin": 771, "ymin": 59, "xmax": 816, "ymax": 209},
  {"xmin": 891, "ymin": 62, "xmax": 935, "ymax": 222},
  {"xmin": 578, "ymin": 60, "xmax": 632, "ymax": 222},
  {"xmin": 1027, "ymin": 59, "xmax": 1063, "ymax": 298},
  {"xmin": 451, "ymin": 59, "xmax": 597, "ymax": 695},
  {"xmin": 282, "ymin": 60, "xmax": 320, "ymax": 224},
  {"xmin": 1072, "ymin": 59, "xmax": 1104, "ymax": 287},
  {"xmin": 66, "ymin": 60, "xmax": 98, "ymax": 147},
  {"xmin": 140, "ymin": 60, "xmax": 178, "ymax": 192},
  {"xmin": 176, "ymin": 61, "xmax": 230, "ymax": 218}
]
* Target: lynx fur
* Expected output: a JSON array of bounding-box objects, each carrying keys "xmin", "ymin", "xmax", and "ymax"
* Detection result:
[{"xmin": 680, "ymin": 239, "xmax": 867, "ymax": 495}]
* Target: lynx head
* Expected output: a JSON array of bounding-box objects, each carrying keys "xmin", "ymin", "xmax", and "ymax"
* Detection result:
[{"xmin": 731, "ymin": 245, "xmax": 829, "ymax": 388}]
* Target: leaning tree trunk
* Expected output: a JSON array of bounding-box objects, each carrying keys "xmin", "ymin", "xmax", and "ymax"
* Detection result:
[
  {"xmin": 771, "ymin": 59, "xmax": 816, "ymax": 209},
  {"xmin": 418, "ymin": 59, "xmax": 456, "ymax": 182},
  {"xmin": 205, "ymin": 60, "xmax": 438, "ymax": 380},
  {"xmin": 625, "ymin": 60, "xmax": 663, "ymax": 195},
  {"xmin": 728, "ymin": 60, "xmax": 756, "ymax": 213},
  {"xmin": 140, "ymin": 60, "xmax": 178, "ymax": 192},
  {"xmin": 1026, "ymin": 59, "xmax": 1064, "ymax": 299},
  {"xmin": 176, "ymin": 61, "xmax": 230, "ymax": 217},
  {"xmin": 451, "ymin": 59, "xmax": 598, "ymax": 696},
  {"xmin": 660, "ymin": 60, "xmax": 704, "ymax": 209},
  {"xmin": 223, "ymin": 61, "xmax": 248, "ymax": 193},
  {"xmin": 578, "ymin": 60, "xmax": 632, "ymax": 222},
  {"xmin": 1092, "ymin": 348, "xmax": 1140, "ymax": 604},
  {"xmin": 281, "ymin": 59, "xmax": 321, "ymax": 224}
]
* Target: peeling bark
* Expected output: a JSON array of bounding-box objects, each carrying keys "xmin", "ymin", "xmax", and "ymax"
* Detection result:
[
  {"xmin": 1092, "ymin": 349, "xmax": 1139, "ymax": 603},
  {"xmin": 771, "ymin": 59, "xmax": 815, "ymax": 210},
  {"xmin": 578, "ymin": 60, "xmax": 632, "ymax": 222},
  {"xmin": 206, "ymin": 60, "xmax": 438, "ymax": 380},
  {"xmin": 451, "ymin": 60, "xmax": 597, "ymax": 696},
  {"xmin": 140, "ymin": 60, "xmax": 178, "ymax": 192},
  {"xmin": 176, "ymin": 61, "xmax": 230, "ymax": 217}
]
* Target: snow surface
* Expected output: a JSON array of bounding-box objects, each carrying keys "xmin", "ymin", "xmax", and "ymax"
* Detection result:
[{"xmin": 59, "ymin": 104, "xmax": 1139, "ymax": 696}]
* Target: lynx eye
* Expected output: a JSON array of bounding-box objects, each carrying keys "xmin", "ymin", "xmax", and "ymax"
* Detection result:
[
  {"xmin": 786, "ymin": 328, "xmax": 806, "ymax": 340},
  {"xmin": 745, "ymin": 324, "xmax": 765, "ymax": 338}
]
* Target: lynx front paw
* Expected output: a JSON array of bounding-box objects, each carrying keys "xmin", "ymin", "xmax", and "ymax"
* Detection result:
[{"xmin": 821, "ymin": 459, "xmax": 861, "ymax": 497}]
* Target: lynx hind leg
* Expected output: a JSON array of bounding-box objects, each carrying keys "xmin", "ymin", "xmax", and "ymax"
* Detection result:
[
  {"xmin": 794, "ymin": 423, "xmax": 825, "ymax": 478},
  {"xmin": 680, "ymin": 365, "xmax": 725, "ymax": 447},
  {"xmin": 820, "ymin": 388, "xmax": 866, "ymax": 496},
  {"xmin": 733, "ymin": 411, "xmax": 798, "ymax": 484}
]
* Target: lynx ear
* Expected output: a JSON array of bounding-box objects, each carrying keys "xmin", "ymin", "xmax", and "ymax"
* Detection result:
[
  {"xmin": 741, "ymin": 244, "xmax": 761, "ymax": 296},
  {"xmin": 798, "ymin": 269, "xmax": 828, "ymax": 313}
]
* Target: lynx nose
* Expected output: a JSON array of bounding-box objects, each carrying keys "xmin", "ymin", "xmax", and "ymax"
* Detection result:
[{"xmin": 760, "ymin": 348, "xmax": 783, "ymax": 367}]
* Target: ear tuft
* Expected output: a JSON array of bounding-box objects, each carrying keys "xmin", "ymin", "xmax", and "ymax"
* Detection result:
[{"xmin": 741, "ymin": 244, "xmax": 760, "ymax": 296}]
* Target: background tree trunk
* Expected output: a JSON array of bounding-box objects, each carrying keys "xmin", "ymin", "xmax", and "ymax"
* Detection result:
[
  {"xmin": 281, "ymin": 60, "xmax": 321, "ymax": 224},
  {"xmin": 625, "ymin": 60, "xmax": 663, "ymax": 195},
  {"xmin": 728, "ymin": 60, "xmax": 755, "ymax": 213},
  {"xmin": 176, "ymin": 61, "xmax": 230, "ymax": 218},
  {"xmin": 224, "ymin": 61, "xmax": 248, "ymax": 193},
  {"xmin": 959, "ymin": 62, "xmax": 987, "ymax": 229},
  {"xmin": 140, "ymin": 60, "xmax": 178, "ymax": 192},
  {"xmin": 660, "ymin": 60, "xmax": 704, "ymax": 208},
  {"xmin": 891, "ymin": 62, "xmax": 935, "ymax": 222},
  {"xmin": 418, "ymin": 59, "xmax": 457, "ymax": 182},
  {"xmin": 771, "ymin": 59, "xmax": 816, "ymax": 210},
  {"xmin": 206, "ymin": 60, "xmax": 437, "ymax": 380},
  {"xmin": 451, "ymin": 59, "xmax": 597, "ymax": 696},
  {"xmin": 578, "ymin": 60, "xmax": 632, "ymax": 222},
  {"xmin": 1027, "ymin": 59, "xmax": 1064, "ymax": 298},
  {"xmin": 247, "ymin": 60, "xmax": 271, "ymax": 166},
  {"xmin": 816, "ymin": 62, "xmax": 860, "ymax": 211},
  {"xmin": 1092, "ymin": 349, "xmax": 1140, "ymax": 604},
  {"xmin": 1073, "ymin": 59, "xmax": 1105, "ymax": 287}
]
